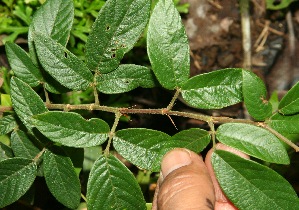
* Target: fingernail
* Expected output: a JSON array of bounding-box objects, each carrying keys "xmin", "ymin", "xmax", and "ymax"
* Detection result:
[{"xmin": 161, "ymin": 149, "xmax": 192, "ymax": 178}]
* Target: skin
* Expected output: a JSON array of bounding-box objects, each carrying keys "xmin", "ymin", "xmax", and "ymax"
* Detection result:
[{"xmin": 152, "ymin": 144, "xmax": 249, "ymax": 210}]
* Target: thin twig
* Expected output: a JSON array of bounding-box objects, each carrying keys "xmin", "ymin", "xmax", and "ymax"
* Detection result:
[
  {"xmin": 104, "ymin": 111, "xmax": 121, "ymax": 156},
  {"xmin": 263, "ymin": 124, "xmax": 299, "ymax": 152}
]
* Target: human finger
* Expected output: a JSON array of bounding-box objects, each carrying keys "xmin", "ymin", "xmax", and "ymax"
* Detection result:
[{"xmin": 152, "ymin": 148, "xmax": 215, "ymax": 210}]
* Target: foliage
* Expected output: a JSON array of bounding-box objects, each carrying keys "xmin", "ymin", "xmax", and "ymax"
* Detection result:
[
  {"xmin": 1, "ymin": 0, "xmax": 299, "ymax": 209},
  {"xmin": 266, "ymin": 0, "xmax": 298, "ymax": 10}
]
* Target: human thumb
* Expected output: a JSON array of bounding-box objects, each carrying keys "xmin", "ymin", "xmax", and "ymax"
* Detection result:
[{"xmin": 152, "ymin": 148, "xmax": 215, "ymax": 210}]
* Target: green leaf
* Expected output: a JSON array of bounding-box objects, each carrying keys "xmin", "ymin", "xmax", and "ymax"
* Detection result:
[
  {"xmin": 5, "ymin": 42, "xmax": 43, "ymax": 87},
  {"xmin": 242, "ymin": 70, "xmax": 272, "ymax": 120},
  {"xmin": 0, "ymin": 158, "xmax": 37, "ymax": 208},
  {"xmin": 43, "ymin": 148, "xmax": 81, "ymax": 209},
  {"xmin": 216, "ymin": 123, "xmax": 289, "ymax": 164},
  {"xmin": 0, "ymin": 115, "xmax": 17, "ymax": 135},
  {"xmin": 266, "ymin": 0, "xmax": 296, "ymax": 10},
  {"xmin": 211, "ymin": 150, "xmax": 299, "ymax": 210},
  {"xmin": 10, "ymin": 77, "xmax": 48, "ymax": 131},
  {"xmin": 0, "ymin": 142, "xmax": 14, "ymax": 161},
  {"xmin": 1, "ymin": 94, "xmax": 12, "ymax": 107},
  {"xmin": 278, "ymin": 81, "xmax": 299, "ymax": 115},
  {"xmin": 87, "ymin": 154, "xmax": 146, "ymax": 210},
  {"xmin": 34, "ymin": 33, "xmax": 93, "ymax": 91},
  {"xmin": 33, "ymin": 111, "xmax": 109, "ymax": 147},
  {"xmin": 147, "ymin": 0, "xmax": 189, "ymax": 90},
  {"xmin": 181, "ymin": 68, "xmax": 243, "ymax": 109},
  {"xmin": 114, "ymin": 128, "xmax": 173, "ymax": 171},
  {"xmin": 86, "ymin": 0, "xmax": 150, "ymax": 73},
  {"xmin": 267, "ymin": 113, "xmax": 299, "ymax": 134},
  {"xmin": 96, "ymin": 64, "xmax": 156, "ymax": 94},
  {"xmin": 62, "ymin": 146, "xmax": 84, "ymax": 177},
  {"xmin": 11, "ymin": 130, "xmax": 40, "ymax": 159},
  {"xmin": 171, "ymin": 128, "xmax": 210, "ymax": 153},
  {"xmin": 269, "ymin": 91, "xmax": 279, "ymax": 113},
  {"xmin": 28, "ymin": 0, "xmax": 74, "ymax": 64}
]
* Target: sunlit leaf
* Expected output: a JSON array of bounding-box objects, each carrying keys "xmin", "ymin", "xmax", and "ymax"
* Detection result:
[
  {"xmin": 34, "ymin": 33, "xmax": 93, "ymax": 91},
  {"xmin": 147, "ymin": 0, "xmax": 190, "ymax": 89},
  {"xmin": 216, "ymin": 123, "xmax": 289, "ymax": 164},
  {"xmin": 10, "ymin": 77, "xmax": 48, "ymax": 131},
  {"xmin": 181, "ymin": 68, "xmax": 243, "ymax": 109},
  {"xmin": 28, "ymin": 0, "xmax": 74, "ymax": 65},
  {"xmin": 96, "ymin": 64, "xmax": 156, "ymax": 94},
  {"xmin": 242, "ymin": 70, "xmax": 272, "ymax": 120},
  {"xmin": 5, "ymin": 42, "xmax": 43, "ymax": 87},
  {"xmin": 87, "ymin": 154, "xmax": 146, "ymax": 210},
  {"xmin": 114, "ymin": 128, "xmax": 172, "ymax": 171},
  {"xmin": 212, "ymin": 150, "xmax": 299, "ymax": 210},
  {"xmin": 0, "ymin": 115, "xmax": 17, "ymax": 135},
  {"xmin": 86, "ymin": 0, "xmax": 150, "ymax": 73},
  {"xmin": 267, "ymin": 113, "xmax": 299, "ymax": 134},
  {"xmin": 33, "ymin": 111, "xmax": 109, "ymax": 147},
  {"xmin": 11, "ymin": 130, "xmax": 40, "ymax": 159},
  {"xmin": 278, "ymin": 81, "xmax": 299, "ymax": 115},
  {"xmin": 0, "ymin": 158, "xmax": 37, "ymax": 208},
  {"xmin": 171, "ymin": 128, "xmax": 210, "ymax": 153},
  {"xmin": 43, "ymin": 148, "xmax": 81, "ymax": 209}
]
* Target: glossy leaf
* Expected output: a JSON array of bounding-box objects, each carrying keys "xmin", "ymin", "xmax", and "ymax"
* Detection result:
[
  {"xmin": 147, "ymin": 0, "xmax": 189, "ymax": 89},
  {"xmin": 11, "ymin": 130, "xmax": 40, "ymax": 159},
  {"xmin": 216, "ymin": 123, "xmax": 289, "ymax": 164},
  {"xmin": 278, "ymin": 81, "xmax": 299, "ymax": 115},
  {"xmin": 267, "ymin": 113, "xmax": 299, "ymax": 134},
  {"xmin": 33, "ymin": 111, "xmax": 109, "ymax": 147},
  {"xmin": 5, "ymin": 42, "xmax": 43, "ymax": 87},
  {"xmin": 10, "ymin": 77, "xmax": 48, "ymax": 131},
  {"xmin": 211, "ymin": 150, "xmax": 299, "ymax": 210},
  {"xmin": 43, "ymin": 149, "xmax": 81, "ymax": 209},
  {"xmin": 181, "ymin": 68, "xmax": 243, "ymax": 109},
  {"xmin": 0, "ymin": 158, "xmax": 37, "ymax": 208},
  {"xmin": 86, "ymin": 0, "xmax": 150, "ymax": 73},
  {"xmin": 0, "ymin": 115, "xmax": 17, "ymax": 135},
  {"xmin": 96, "ymin": 64, "xmax": 156, "ymax": 94},
  {"xmin": 242, "ymin": 70, "xmax": 272, "ymax": 120},
  {"xmin": 0, "ymin": 143, "xmax": 14, "ymax": 161},
  {"xmin": 87, "ymin": 154, "xmax": 146, "ymax": 210},
  {"xmin": 28, "ymin": 0, "xmax": 74, "ymax": 64},
  {"xmin": 34, "ymin": 33, "xmax": 93, "ymax": 91},
  {"xmin": 114, "ymin": 128, "xmax": 172, "ymax": 171},
  {"xmin": 171, "ymin": 128, "xmax": 210, "ymax": 153}
]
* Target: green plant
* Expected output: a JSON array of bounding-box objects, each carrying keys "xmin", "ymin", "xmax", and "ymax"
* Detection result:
[{"xmin": 1, "ymin": 0, "xmax": 299, "ymax": 209}]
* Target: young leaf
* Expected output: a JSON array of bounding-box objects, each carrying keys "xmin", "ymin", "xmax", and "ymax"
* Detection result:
[
  {"xmin": 0, "ymin": 142, "xmax": 14, "ymax": 161},
  {"xmin": 267, "ymin": 113, "xmax": 299, "ymax": 134},
  {"xmin": 216, "ymin": 123, "xmax": 289, "ymax": 164},
  {"xmin": 147, "ymin": 0, "xmax": 190, "ymax": 90},
  {"xmin": 43, "ymin": 148, "xmax": 81, "ymax": 209},
  {"xmin": 86, "ymin": 0, "xmax": 150, "ymax": 73},
  {"xmin": 11, "ymin": 130, "xmax": 40, "ymax": 159},
  {"xmin": 211, "ymin": 150, "xmax": 299, "ymax": 210},
  {"xmin": 5, "ymin": 42, "xmax": 43, "ymax": 87},
  {"xmin": 181, "ymin": 68, "xmax": 243, "ymax": 109},
  {"xmin": 34, "ymin": 33, "xmax": 93, "ymax": 91},
  {"xmin": 0, "ymin": 158, "xmax": 37, "ymax": 208},
  {"xmin": 87, "ymin": 154, "xmax": 146, "ymax": 210},
  {"xmin": 278, "ymin": 81, "xmax": 299, "ymax": 115},
  {"xmin": 114, "ymin": 128, "xmax": 172, "ymax": 172},
  {"xmin": 33, "ymin": 111, "xmax": 109, "ymax": 147},
  {"xmin": 242, "ymin": 70, "xmax": 272, "ymax": 120},
  {"xmin": 28, "ymin": 0, "xmax": 74, "ymax": 64},
  {"xmin": 171, "ymin": 128, "xmax": 210, "ymax": 153},
  {"xmin": 10, "ymin": 77, "xmax": 48, "ymax": 131},
  {"xmin": 0, "ymin": 115, "xmax": 17, "ymax": 135},
  {"xmin": 96, "ymin": 64, "xmax": 156, "ymax": 94}
]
